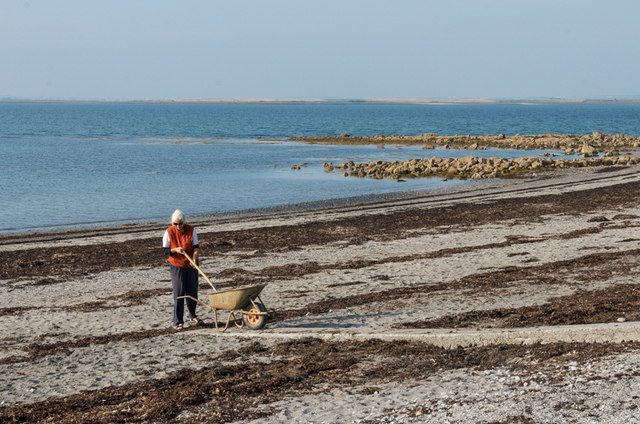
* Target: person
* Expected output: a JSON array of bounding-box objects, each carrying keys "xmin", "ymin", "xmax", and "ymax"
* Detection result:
[{"xmin": 162, "ymin": 209, "xmax": 204, "ymax": 330}]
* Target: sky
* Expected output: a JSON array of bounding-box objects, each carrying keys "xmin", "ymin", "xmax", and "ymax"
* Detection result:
[{"xmin": 1, "ymin": 0, "xmax": 639, "ymax": 101}]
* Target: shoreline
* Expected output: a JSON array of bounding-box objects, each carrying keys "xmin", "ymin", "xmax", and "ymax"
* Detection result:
[
  {"xmin": 3, "ymin": 98, "xmax": 640, "ymax": 105},
  {"xmin": 3, "ymin": 131, "xmax": 639, "ymax": 238},
  {"xmin": 0, "ymin": 176, "xmax": 478, "ymax": 240},
  {"xmin": 0, "ymin": 164, "xmax": 614, "ymax": 244},
  {"xmin": 2, "ymin": 164, "xmax": 640, "ymax": 422},
  {"xmin": 2, "ymin": 167, "xmax": 636, "ymax": 239}
]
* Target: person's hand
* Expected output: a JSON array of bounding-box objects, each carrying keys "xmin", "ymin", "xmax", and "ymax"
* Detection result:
[
  {"xmin": 193, "ymin": 253, "xmax": 199, "ymax": 265},
  {"xmin": 173, "ymin": 247, "xmax": 186, "ymax": 255}
]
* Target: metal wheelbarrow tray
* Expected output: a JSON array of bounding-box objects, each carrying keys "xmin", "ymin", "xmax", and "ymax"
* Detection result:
[{"xmin": 179, "ymin": 283, "xmax": 267, "ymax": 332}]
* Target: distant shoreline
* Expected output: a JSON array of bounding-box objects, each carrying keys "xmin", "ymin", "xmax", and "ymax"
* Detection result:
[{"xmin": 2, "ymin": 98, "xmax": 640, "ymax": 105}]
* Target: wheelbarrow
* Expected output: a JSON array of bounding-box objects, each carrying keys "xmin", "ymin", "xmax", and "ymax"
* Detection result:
[{"xmin": 178, "ymin": 253, "xmax": 268, "ymax": 332}]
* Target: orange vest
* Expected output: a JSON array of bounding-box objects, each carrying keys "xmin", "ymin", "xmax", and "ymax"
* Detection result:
[{"xmin": 166, "ymin": 224, "xmax": 196, "ymax": 268}]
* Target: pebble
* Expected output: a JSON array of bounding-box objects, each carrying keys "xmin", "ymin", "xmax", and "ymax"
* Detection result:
[{"xmin": 323, "ymin": 351, "xmax": 640, "ymax": 423}]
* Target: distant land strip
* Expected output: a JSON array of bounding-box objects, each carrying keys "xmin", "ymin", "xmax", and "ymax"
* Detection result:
[{"xmin": 2, "ymin": 98, "xmax": 640, "ymax": 105}]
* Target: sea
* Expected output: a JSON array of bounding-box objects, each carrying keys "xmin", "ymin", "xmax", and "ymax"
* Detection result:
[{"xmin": 2, "ymin": 102, "xmax": 640, "ymax": 235}]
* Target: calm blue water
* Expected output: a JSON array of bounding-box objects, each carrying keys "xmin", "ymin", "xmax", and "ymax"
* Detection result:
[{"xmin": 2, "ymin": 102, "xmax": 640, "ymax": 234}]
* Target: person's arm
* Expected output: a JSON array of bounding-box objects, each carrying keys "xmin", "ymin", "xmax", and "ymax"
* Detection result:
[
  {"xmin": 192, "ymin": 228, "xmax": 200, "ymax": 264},
  {"xmin": 163, "ymin": 230, "xmax": 186, "ymax": 255},
  {"xmin": 162, "ymin": 230, "xmax": 171, "ymax": 256}
]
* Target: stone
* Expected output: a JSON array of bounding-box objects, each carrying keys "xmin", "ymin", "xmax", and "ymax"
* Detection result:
[{"xmin": 580, "ymin": 143, "xmax": 597, "ymax": 156}]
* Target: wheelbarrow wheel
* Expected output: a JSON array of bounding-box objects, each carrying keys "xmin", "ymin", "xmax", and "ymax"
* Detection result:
[{"xmin": 243, "ymin": 301, "xmax": 267, "ymax": 330}]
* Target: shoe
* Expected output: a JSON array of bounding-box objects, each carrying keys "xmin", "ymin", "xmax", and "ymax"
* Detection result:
[
  {"xmin": 174, "ymin": 323, "xmax": 183, "ymax": 330},
  {"xmin": 190, "ymin": 317, "xmax": 204, "ymax": 325}
]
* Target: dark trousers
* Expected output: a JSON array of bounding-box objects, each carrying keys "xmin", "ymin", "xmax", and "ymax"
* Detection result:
[{"xmin": 170, "ymin": 264, "xmax": 199, "ymax": 325}]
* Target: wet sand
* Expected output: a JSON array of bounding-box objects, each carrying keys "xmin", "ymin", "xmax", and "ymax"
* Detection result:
[{"xmin": 2, "ymin": 165, "xmax": 640, "ymax": 423}]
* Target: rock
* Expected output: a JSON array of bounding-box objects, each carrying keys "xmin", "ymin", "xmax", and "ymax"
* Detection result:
[
  {"xmin": 580, "ymin": 143, "xmax": 598, "ymax": 157},
  {"xmin": 289, "ymin": 132, "xmax": 640, "ymax": 152},
  {"xmin": 321, "ymin": 152, "xmax": 634, "ymax": 182}
]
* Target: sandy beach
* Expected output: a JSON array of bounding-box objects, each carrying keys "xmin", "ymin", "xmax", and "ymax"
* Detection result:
[{"xmin": 2, "ymin": 164, "xmax": 640, "ymax": 423}]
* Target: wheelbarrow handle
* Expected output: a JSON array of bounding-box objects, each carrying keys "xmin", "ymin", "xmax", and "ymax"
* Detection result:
[
  {"xmin": 182, "ymin": 253, "xmax": 217, "ymax": 292},
  {"xmin": 177, "ymin": 295, "xmax": 215, "ymax": 312}
]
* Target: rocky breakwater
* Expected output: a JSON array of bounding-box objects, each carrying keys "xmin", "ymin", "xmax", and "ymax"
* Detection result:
[
  {"xmin": 291, "ymin": 132, "xmax": 640, "ymax": 154},
  {"xmin": 322, "ymin": 155, "xmax": 640, "ymax": 180}
]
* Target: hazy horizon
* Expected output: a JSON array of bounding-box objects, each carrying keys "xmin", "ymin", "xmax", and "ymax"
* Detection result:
[{"xmin": 3, "ymin": 97, "xmax": 640, "ymax": 104}]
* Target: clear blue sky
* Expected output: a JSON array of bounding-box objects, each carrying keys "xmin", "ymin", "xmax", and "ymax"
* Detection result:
[{"xmin": 1, "ymin": 0, "xmax": 639, "ymax": 100}]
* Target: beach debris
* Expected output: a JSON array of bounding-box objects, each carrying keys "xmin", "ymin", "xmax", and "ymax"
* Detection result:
[
  {"xmin": 587, "ymin": 216, "xmax": 610, "ymax": 222},
  {"xmin": 612, "ymin": 214, "xmax": 639, "ymax": 220}
]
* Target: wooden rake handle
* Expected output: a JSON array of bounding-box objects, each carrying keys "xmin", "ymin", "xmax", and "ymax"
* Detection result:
[{"xmin": 182, "ymin": 252, "xmax": 217, "ymax": 292}]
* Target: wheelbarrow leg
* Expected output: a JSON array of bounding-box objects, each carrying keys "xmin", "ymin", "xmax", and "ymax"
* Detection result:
[
  {"xmin": 179, "ymin": 296, "xmax": 226, "ymax": 331},
  {"xmin": 233, "ymin": 311, "xmax": 245, "ymax": 329},
  {"xmin": 211, "ymin": 308, "xmax": 230, "ymax": 332},
  {"xmin": 223, "ymin": 311, "xmax": 237, "ymax": 332}
]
